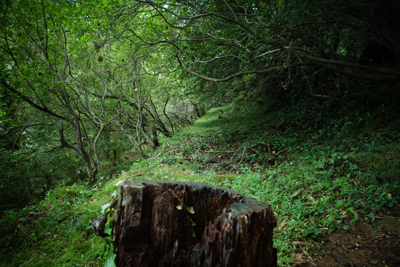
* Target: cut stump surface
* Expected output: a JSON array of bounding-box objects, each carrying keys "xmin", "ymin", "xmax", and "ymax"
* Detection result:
[{"xmin": 93, "ymin": 179, "xmax": 277, "ymax": 267}]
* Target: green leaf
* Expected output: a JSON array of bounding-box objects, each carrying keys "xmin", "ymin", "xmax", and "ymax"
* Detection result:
[
  {"xmin": 317, "ymin": 162, "xmax": 324, "ymax": 168},
  {"xmin": 100, "ymin": 203, "xmax": 110, "ymax": 213},
  {"xmin": 187, "ymin": 206, "xmax": 195, "ymax": 214},
  {"xmin": 176, "ymin": 204, "xmax": 182, "ymax": 210},
  {"xmin": 104, "ymin": 254, "xmax": 117, "ymax": 267},
  {"xmin": 326, "ymin": 167, "xmax": 334, "ymax": 179},
  {"xmin": 351, "ymin": 211, "xmax": 358, "ymax": 225},
  {"xmin": 104, "ymin": 226, "xmax": 112, "ymax": 236}
]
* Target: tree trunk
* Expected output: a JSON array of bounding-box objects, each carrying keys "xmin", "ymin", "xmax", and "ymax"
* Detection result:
[
  {"xmin": 93, "ymin": 179, "xmax": 277, "ymax": 267},
  {"xmin": 126, "ymin": 133, "xmax": 145, "ymax": 160}
]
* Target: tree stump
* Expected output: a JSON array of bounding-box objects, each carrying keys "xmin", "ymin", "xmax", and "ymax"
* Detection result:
[{"xmin": 93, "ymin": 179, "xmax": 277, "ymax": 267}]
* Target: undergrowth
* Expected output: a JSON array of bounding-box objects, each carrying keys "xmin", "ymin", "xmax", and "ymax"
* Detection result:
[{"xmin": 1, "ymin": 99, "xmax": 399, "ymax": 266}]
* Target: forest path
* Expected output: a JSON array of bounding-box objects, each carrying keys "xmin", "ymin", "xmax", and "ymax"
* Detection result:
[{"xmin": 298, "ymin": 205, "xmax": 400, "ymax": 267}]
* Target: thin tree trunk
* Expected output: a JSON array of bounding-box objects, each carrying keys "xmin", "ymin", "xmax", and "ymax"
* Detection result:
[{"xmin": 163, "ymin": 96, "xmax": 175, "ymax": 133}]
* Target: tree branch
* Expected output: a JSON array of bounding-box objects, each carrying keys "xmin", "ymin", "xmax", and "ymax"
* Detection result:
[
  {"xmin": 1, "ymin": 79, "xmax": 67, "ymax": 121},
  {"xmin": 176, "ymin": 51, "xmax": 277, "ymax": 82}
]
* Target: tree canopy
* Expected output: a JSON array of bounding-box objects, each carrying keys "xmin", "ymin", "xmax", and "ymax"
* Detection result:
[{"xmin": 1, "ymin": 0, "xmax": 399, "ymax": 210}]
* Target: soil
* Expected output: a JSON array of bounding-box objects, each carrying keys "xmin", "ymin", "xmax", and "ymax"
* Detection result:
[{"xmin": 293, "ymin": 205, "xmax": 400, "ymax": 267}]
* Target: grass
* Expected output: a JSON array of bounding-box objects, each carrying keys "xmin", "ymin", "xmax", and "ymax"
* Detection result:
[{"xmin": 1, "ymin": 99, "xmax": 399, "ymax": 266}]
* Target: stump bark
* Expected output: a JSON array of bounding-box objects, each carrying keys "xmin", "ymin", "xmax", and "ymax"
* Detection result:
[{"xmin": 93, "ymin": 179, "xmax": 277, "ymax": 267}]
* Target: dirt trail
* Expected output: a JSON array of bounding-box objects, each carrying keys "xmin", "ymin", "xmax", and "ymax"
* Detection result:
[{"xmin": 295, "ymin": 205, "xmax": 400, "ymax": 267}]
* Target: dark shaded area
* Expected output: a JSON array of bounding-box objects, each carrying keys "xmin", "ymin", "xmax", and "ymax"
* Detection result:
[{"xmin": 360, "ymin": 41, "xmax": 399, "ymax": 66}]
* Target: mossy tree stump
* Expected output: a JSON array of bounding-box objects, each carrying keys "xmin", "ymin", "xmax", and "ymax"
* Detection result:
[{"xmin": 93, "ymin": 179, "xmax": 277, "ymax": 267}]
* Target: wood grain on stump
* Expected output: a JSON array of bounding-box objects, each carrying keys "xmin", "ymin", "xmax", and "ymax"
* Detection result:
[{"xmin": 93, "ymin": 179, "xmax": 277, "ymax": 267}]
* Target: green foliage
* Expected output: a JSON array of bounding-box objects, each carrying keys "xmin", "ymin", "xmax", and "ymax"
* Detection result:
[
  {"xmin": 0, "ymin": 179, "xmax": 125, "ymax": 266},
  {"xmin": 1, "ymin": 0, "xmax": 400, "ymax": 265},
  {"xmin": 102, "ymin": 212, "xmax": 116, "ymax": 267},
  {"xmin": 0, "ymin": 150, "xmax": 81, "ymax": 214},
  {"xmin": 141, "ymin": 99, "xmax": 400, "ymax": 265},
  {"xmin": 1, "ymin": 97, "xmax": 399, "ymax": 266}
]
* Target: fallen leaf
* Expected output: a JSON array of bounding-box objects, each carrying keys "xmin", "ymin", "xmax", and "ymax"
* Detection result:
[
  {"xmin": 331, "ymin": 252, "xmax": 352, "ymax": 266},
  {"xmin": 292, "ymin": 241, "xmax": 312, "ymax": 247},
  {"xmin": 311, "ymin": 250, "xmax": 327, "ymax": 256},
  {"xmin": 293, "ymin": 253, "xmax": 307, "ymax": 265}
]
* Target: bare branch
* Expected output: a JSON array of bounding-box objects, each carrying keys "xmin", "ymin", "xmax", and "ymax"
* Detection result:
[
  {"xmin": 296, "ymin": 51, "xmax": 400, "ymax": 76},
  {"xmin": 176, "ymin": 51, "xmax": 277, "ymax": 83},
  {"xmin": 204, "ymin": 142, "xmax": 271, "ymax": 154},
  {"xmin": 302, "ymin": 60, "xmax": 399, "ymax": 81},
  {"xmin": 192, "ymin": 54, "xmax": 250, "ymax": 65},
  {"xmin": 1, "ymin": 79, "xmax": 68, "ymax": 121},
  {"xmin": 310, "ymin": 93, "xmax": 358, "ymax": 108}
]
